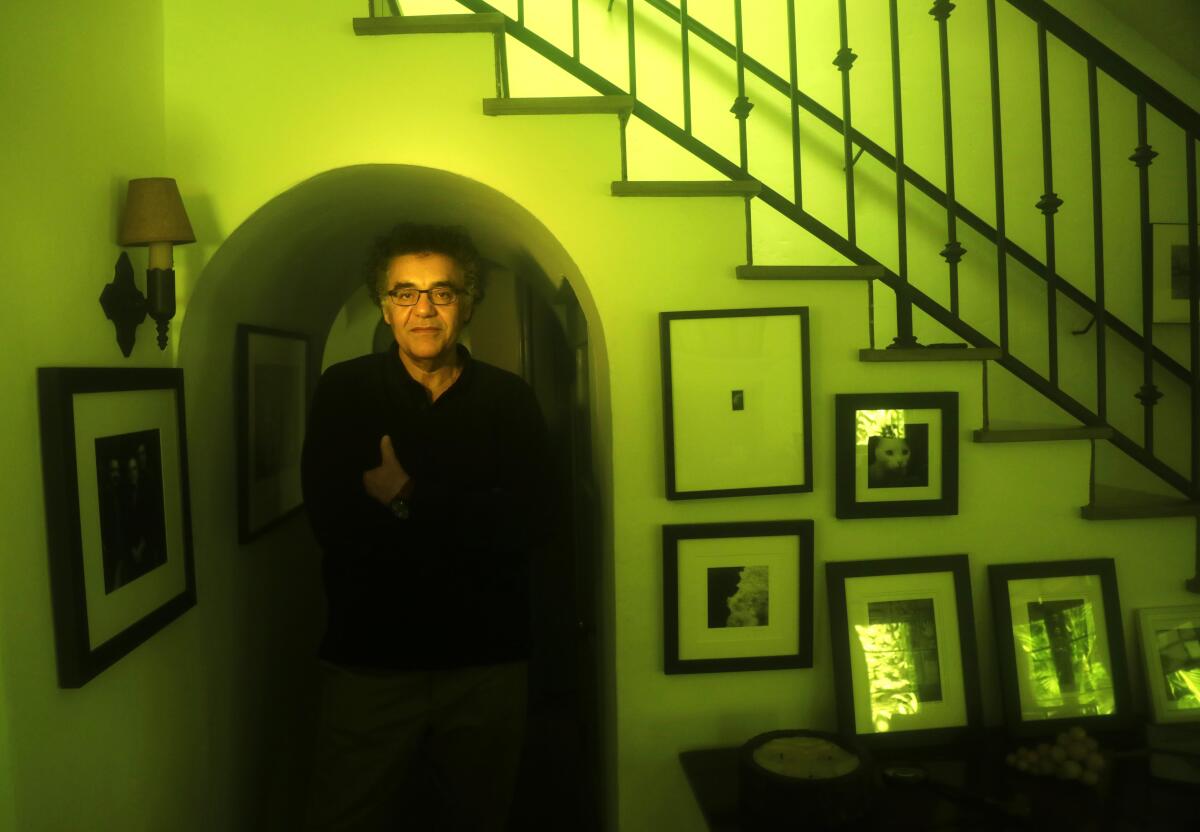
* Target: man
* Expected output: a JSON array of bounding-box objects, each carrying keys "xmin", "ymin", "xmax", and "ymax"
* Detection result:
[{"xmin": 301, "ymin": 223, "xmax": 551, "ymax": 831}]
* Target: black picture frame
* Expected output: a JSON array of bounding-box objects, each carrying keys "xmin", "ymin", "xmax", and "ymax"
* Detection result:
[
  {"xmin": 826, "ymin": 554, "xmax": 982, "ymax": 749},
  {"xmin": 989, "ymin": 559, "xmax": 1133, "ymax": 738},
  {"xmin": 37, "ymin": 367, "xmax": 196, "ymax": 688},
  {"xmin": 236, "ymin": 324, "xmax": 310, "ymax": 543},
  {"xmin": 835, "ymin": 392, "xmax": 958, "ymax": 519},
  {"xmin": 660, "ymin": 307, "xmax": 813, "ymax": 500},
  {"xmin": 663, "ymin": 520, "xmax": 814, "ymax": 674}
]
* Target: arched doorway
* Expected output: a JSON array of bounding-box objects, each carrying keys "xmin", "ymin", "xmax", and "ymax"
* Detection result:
[{"xmin": 177, "ymin": 164, "xmax": 607, "ymax": 829}]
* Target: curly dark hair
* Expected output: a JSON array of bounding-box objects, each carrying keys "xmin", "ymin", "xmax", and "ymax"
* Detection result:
[{"xmin": 363, "ymin": 223, "xmax": 486, "ymax": 310}]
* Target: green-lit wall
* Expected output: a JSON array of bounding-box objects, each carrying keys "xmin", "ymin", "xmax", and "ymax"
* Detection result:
[{"xmin": 1, "ymin": 1, "xmax": 1197, "ymax": 831}]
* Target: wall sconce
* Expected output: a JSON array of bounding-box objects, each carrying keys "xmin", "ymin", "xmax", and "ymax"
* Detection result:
[{"xmin": 100, "ymin": 177, "xmax": 195, "ymax": 356}]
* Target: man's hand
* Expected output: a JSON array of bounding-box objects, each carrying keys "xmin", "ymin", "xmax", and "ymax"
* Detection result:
[{"xmin": 362, "ymin": 435, "xmax": 411, "ymax": 506}]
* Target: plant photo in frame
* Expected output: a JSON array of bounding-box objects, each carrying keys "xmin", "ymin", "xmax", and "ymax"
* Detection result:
[
  {"xmin": 1136, "ymin": 605, "xmax": 1200, "ymax": 724},
  {"xmin": 835, "ymin": 392, "xmax": 958, "ymax": 519},
  {"xmin": 37, "ymin": 367, "xmax": 196, "ymax": 688},
  {"xmin": 826, "ymin": 554, "xmax": 982, "ymax": 748},
  {"xmin": 663, "ymin": 519, "xmax": 814, "ymax": 674},
  {"xmin": 989, "ymin": 559, "xmax": 1131, "ymax": 736},
  {"xmin": 660, "ymin": 308, "xmax": 812, "ymax": 500},
  {"xmin": 236, "ymin": 324, "xmax": 310, "ymax": 542}
]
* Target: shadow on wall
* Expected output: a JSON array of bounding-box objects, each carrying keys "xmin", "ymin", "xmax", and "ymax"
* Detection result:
[{"xmin": 173, "ymin": 164, "xmax": 605, "ymax": 828}]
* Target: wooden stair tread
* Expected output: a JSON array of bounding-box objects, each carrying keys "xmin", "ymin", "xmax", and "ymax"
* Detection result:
[
  {"xmin": 860, "ymin": 346, "xmax": 1001, "ymax": 362},
  {"xmin": 611, "ymin": 180, "xmax": 760, "ymax": 197},
  {"xmin": 974, "ymin": 423, "xmax": 1114, "ymax": 443},
  {"xmin": 483, "ymin": 96, "xmax": 634, "ymax": 116},
  {"xmin": 1081, "ymin": 485, "xmax": 1200, "ymax": 520},
  {"xmin": 736, "ymin": 265, "xmax": 885, "ymax": 280},
  {"xmin": 353, "ymin": 13, "xmax": 505, "ymax": 35}
]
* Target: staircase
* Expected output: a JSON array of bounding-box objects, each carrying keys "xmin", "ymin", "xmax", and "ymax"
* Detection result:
[{"xmin": 359, "ymin": 0, "xmax": 1200, "ymax": 582}]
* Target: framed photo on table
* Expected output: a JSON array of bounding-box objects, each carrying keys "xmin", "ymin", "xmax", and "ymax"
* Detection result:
[
  {"xmin": 236, "ymin": 324, "xmax": 310, "ymax": 543},
  {"xmin": 663, "ymin": 520, "xmax": 814, "ymax": 674},
  {"xmin": 1135, "ymin": 605, "xmax": 1200, "ymax": 724},
  {"xmin": 989, "ymin": 559, "xmax": 1132, "ymax": 737},
  {"xmin": 826, "ymin": 554, "xmax": 982, "ymax": 748},
  {"xmin": 835, "ymin": 392, "xmax": 958, "ymax": 519},
  {"xmin": 660, "ymin": 308, "xmax": 812, "ymax": 500},
  {"xmin": 37, "ymin": 367, "xmax": 196, "ymax": 688}
]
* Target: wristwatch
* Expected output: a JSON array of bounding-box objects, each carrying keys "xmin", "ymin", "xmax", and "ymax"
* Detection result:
[
  {"xmin": 388, "ymin": 491, "xmax": 410, "ymax": 520},
  {"xmin": 387, "ymin": 480, "xmax": 413, "ymax": 520}
]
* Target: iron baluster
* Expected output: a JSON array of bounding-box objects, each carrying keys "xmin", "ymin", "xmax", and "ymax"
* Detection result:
[
  {"xmin": 627, "ymin": 0, "xmax": 637, "ymax": 98},
  {"xmin": 932, "ymin": 0, "xmax": 963, "ymax": 316},
  {"xmin": 572, "ymin": 0, "xmax": 580, "ymax": 61},
  {"xmin": 517, "ymin": 0, "xmax": 524, "ymax": 26},
  {"xmin": 1036, "ymin": 23, "xmax": 1062, "ymax": 388},
  {"xmin": 732, "ymin": 0, "xmax": 751, "ymax": 173},
  {"xmin": 1188, "ymin": 134, "xmax": 1198, "ymax": 496},
  {"xmin": 1088, "ymin": 61, "xmax": 1108, "ymax": 423},
  {"xmin": 835, "ymin": 0, "xmax": 857, "ymax": 247},
  {"xmin": 1132, "ymin": 98, "xmax": 1161, "ymax": 453},
  {"xmin": 680, "ymin": 0, "xmax": 692, "ymax": 135},
  {"xmin": 786, "ymin": 0, "xmax": 802, "ymax": 209},
  {"xmin": 986, "ymin": 0, "xmax": 1009, "ymax": 355},
  {"xmin": 890, "ymin": 0, "xmax": 916, "ymax": 348}
]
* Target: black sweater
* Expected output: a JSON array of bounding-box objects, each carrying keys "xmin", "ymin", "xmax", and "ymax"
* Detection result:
[{"xmin": 300, "ymin": 345, "xmax": 551, "ymax": 670}]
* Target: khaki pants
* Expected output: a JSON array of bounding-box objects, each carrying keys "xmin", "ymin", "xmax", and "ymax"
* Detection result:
[{"xmin": 304, "ymin": 660, "xmax": 528, "ymax": 832}]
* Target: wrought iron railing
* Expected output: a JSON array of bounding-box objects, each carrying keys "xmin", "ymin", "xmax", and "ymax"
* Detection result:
[{"xmin": 371, "ymin": 0, "xmax": 1199, "ymax": 502}]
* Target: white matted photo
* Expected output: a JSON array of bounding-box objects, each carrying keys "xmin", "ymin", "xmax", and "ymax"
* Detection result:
[
  {"xmin": 663, "ymin": 520, "xmax": 814, "ymax": 674},
  {"xmin": 660, "ymin": 308, "xmax": 812, "ymax": 499},
  {"xmin": 37, "ymin": 367, "xmax": 196, "ymax": 688}
]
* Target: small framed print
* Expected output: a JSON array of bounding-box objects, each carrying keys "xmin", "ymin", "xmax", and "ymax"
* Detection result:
[
  {"xmin": 663, "ymin": 520, "xmax": 814, "ymax": 674},
  {"xmin": 989, "ymin": 559, "xmax": 1132, "ymax": 737},
  {"xmin": 835, "ymin": 392, "xmax": 958, "ymax": 519},
  {"xmin": 1152, "ymin": 223, "xmax": 1197, "ymax": 324},
  {"xmin": 660, "ymin": 308, "xmax": 813, "ymax": 500},
  {"xmin": 1136, "ymin": 605, "xmax": 1200, "ymax": 724},
  {"xmin": 826, "ymin": 554, "xmax": 982, "ymax": 748},
  {"xmin": 236, "ymin": 324, "xmax": 310, "ymax": 543},
  {"xmin": 37, "ymin": 367, "xmax": 196, "ymax": 688}
]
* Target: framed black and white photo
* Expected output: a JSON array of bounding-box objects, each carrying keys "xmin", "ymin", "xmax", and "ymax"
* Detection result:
[
  {"xmin": 660, "ymin": 308, "xmax": 812, "ymax": 500},
  {"xmin": 1136, "ymin": 605, "xmax": 1200, "ymax": 724},
  {"xmin": 663, "ymin": 520, "xmax": 814, "ymax": 674},
  {"xmin": 37, "ymin": 367, "xmax": 196, "ymax": 688},
  {"xmin": 236, "ymin": 324, "xmax": 310, "ymax": 543},
  {"xmin": 1152, "ymin": 223, "xmax": 1197, "ymax": 324},
  {"xmin": 989, "ymin": 559, "xmax": 1132, "ymax": 737},
  {"xmin": 835, "ymin": 392, "xmax": 958, "ymax": 519},
  {"xmin": 826, "ymin": 554, "xmax": 981, "ymax": 748}
]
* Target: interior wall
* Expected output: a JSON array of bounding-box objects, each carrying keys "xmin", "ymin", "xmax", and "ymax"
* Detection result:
[
  {"xmin": 0, "ymin": 1, "xmax": 220, "ymax": 831},
  {"xmin": 0, "ymin": 2, "xmax": 1195, "ymax": 832}
]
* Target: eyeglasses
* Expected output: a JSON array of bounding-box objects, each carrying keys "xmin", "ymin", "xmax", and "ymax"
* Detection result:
[{"xmin": 384, "ymin": 286, "xmax": 464, "ymax": 307}]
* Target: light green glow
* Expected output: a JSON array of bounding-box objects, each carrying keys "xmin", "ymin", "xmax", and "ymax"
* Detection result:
[
  {"xmin": 1157, "ymin": 625, "xmax": 1200, "ymax": 710},
  {"xmin": 1017, "ymin": 601, "xmax": 1115, "ymax": 717},
  {"xmin": 855, "ymin": 621, "xmax": 927, "ymax": 732},
  {"xmin": 855, "ymin": 409, "xmax": 907, "ymax": 446}
]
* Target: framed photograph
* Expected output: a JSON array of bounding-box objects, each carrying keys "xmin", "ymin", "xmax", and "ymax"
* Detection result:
[
  {"xmin": 826, "ymin": 554, "xmax": 982, "ymax": 748},
  {"xmin": 663, "ymin": 519, "xmax": 814, "ymax": 674},
  {"xmin": 37, "ymin": 367, "xmax": 196, "ymax": 688},
  {"xmin": 236, "ymin": 324, "xmax": 310, "ymax": 543},
  {"xmin": 1136, "ymin": 604, "xmax": 1200, "ymax": 724},
  {"xmin": 835, "ymin": 392, "xmax": 958, "ymax": 519},
  {"xmin": 1152, "ymin": 223, "xmax": 1197, "ymax": 324},
  {"xmin": 660, "ymin": 308, "xmax": 812, "ymax": 500},
  {"xmin": 989, "ymin": 559, "xmax": 1132, "ymax": 736}
]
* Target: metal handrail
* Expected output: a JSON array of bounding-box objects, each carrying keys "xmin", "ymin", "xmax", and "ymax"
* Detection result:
[{"xmin": 384, "ymin": 0, "xmax": 1197, "ymax": 498}]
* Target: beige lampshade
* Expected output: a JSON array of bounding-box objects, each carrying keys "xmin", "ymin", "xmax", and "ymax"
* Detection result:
[{"xmin": 117, "ymin": 178, "xmax": 196, "ymax": 246}]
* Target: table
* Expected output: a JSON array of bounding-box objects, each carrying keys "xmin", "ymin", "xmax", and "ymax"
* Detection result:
[{"xmin": 679, "ymin": 733, "xmax": 1199, "ymax": 831}]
